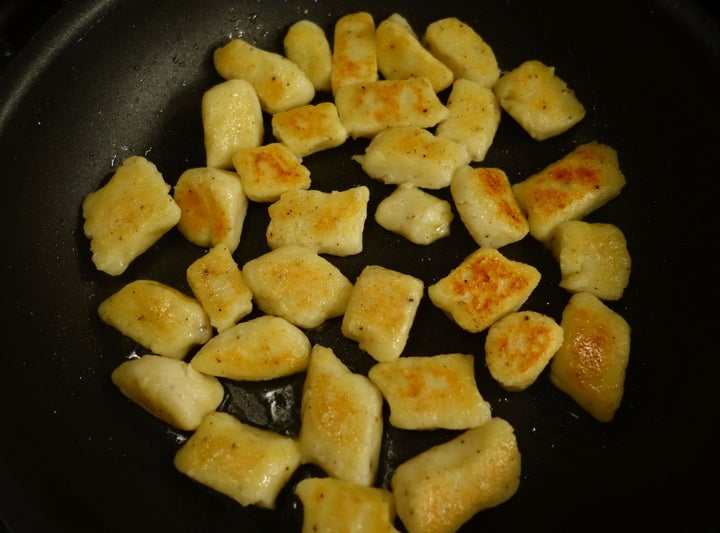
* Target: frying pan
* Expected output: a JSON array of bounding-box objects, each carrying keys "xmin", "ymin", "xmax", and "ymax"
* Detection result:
[{"xmin": 1, "ymin": 0, "xmax": 718, "ymax": 531}]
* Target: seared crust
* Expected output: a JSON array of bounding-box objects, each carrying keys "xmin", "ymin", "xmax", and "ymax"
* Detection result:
[
  {"xmin": 428, "ymin": 247, "xmax": 541, "ymax": 333},
  {"xmin": 549, "ymin": 292, "xmax": 631, "ymax": 422},
  {"xmin": 512, "ymin": 141, "xmax": 626, "ymax": 242}
]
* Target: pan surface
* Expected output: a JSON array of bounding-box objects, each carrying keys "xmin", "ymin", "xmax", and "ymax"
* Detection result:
[{"xmin": 1, "ymin": 0, "xmax": 719, "ymax": 531}]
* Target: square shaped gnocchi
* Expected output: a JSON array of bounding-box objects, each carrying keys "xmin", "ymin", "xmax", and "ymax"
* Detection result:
[
  {"xmin": 512, "ymin": 141, "xmax": 627, "ymax": 243},
  {"xmin": 299, "ymin": 345, "xmax": 384, "ymax": 487},
  {"xmin": 353, "ymin": 126, "xmax": 470, "ymax": 189},
  {"xmin": 391, "ymin": 417, "xmax": 521, "ymax": 533},
  {"xmin": 451, "ymin": 166, "xmax": 529, "ymax": 249},
  {"xmin": 335, "ymin": 78, "xmax": 449, "ymax": 138},
  {"xmin": 493, "ymin": 59, "xmax": 586, "ymax": 141},
  {"xmin": 186, "ymin": 243, "xmax": 253, "ymax": 332},
  {"xmin": 485, "ymin": 311, "xmax": 564, "ymax": 391},
  {"xmin": 266, "ymin": 186, "xmax": 369, "ymax": 256},
  {"xmin": 174, "ymin": 411, "xmax": 302, "ymax": 509},
  {"xmin": 550, "ymin": 220, "xmax": 631, "ymax": 301},
  {"xmin": 232, "ymin": 142, "xmax": 311, "ymax": 203},
  {"xmin": 241, "ymin": 245, "xmax": 353, "ymax": 329},
  {"xmin": 435, "ymin": 79, "xmax": 501, "ymax": 162},
  {"xmin": 341, "ymin": 265, "xmax": 424, "ymax": 362},
  {"xmin": 98, "ymin": 279, "xmax": 212, "ymax": 359},
  {"xmin": 82, "ymin": 155, "xmax": 181, "ymax": 276},
  {"xmin": 368, "ymin": 353, "xmax": 492, "ymax": 430},
  {"xmin": 271, "ymin": 102, "xmax": 347, "ymax": 157},
  {"xmin": 295, "ymin": 477, "xmax": 398, "ymax": 533},
  {"xmin": 428, "ymin": 247, "xmax": 541, "ymax": 333},
  {"xmin": 375, "ymin": 183, "xmax": 453, "ymax": 245}
]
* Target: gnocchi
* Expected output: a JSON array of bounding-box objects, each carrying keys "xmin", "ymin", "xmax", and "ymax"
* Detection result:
[
  {"xmin": 83, "ymin": 9, "xmax": 634, "ymax": 532},
  {"xmin": 82, "ymin": 155, "xmax": 180, "ymax": 276}
]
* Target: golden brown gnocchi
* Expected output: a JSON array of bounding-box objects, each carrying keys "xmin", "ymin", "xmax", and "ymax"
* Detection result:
[{"xmin": 84, "ymin": 9, "xmax": 634, "ymax": 530}]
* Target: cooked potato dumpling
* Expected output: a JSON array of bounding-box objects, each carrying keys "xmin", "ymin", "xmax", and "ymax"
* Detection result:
[
  {"xmin": 242, "ymin": 245, "xmax": 353, "ymax": 329},
  {"xmin": 82, "ymin": 155, "xmax": 180, "ymax": 276},
  {"xmin": 98, "ymin": 279, "xmax": 212, "ymax": 359},
  {"xmin": 428, "ymin": 247, "xmax": 541, "ymax": 334},
  {"xmin": 284, "ymin": 19, "xmax": 333, "ymax": 92},
  {"xmin": 299, "ymin": 345, "xmax": 384, "ymax": 487},
  {"xmin": 550, "ymin": 220, "xmax": 631, "ymax": 301},
  {"xmin": 186, "ymin": 243, "xmax": 253, "ymax": 332},
  {"xmin": 422, "ymin": 17, "xmax": 500, "ymax": 89},
  {"xmin": 201, "ymin": 79, "xmax": 264, "ymax": 169},
  {"xmin": 368, "ymin": 353, "xmax": 492, "ymax": 430},
  {"xmin": 493, "ymin": 59, "xmax": 585, "ymax": 141},
  {"xmin": 266, "ymin": 187, "xmax": 369, "ymax": 256},
  {"xmin": 296, "ymin": 477, "xmax": 399, "ymax": 533},
  {"xmin": 174, "ymin": 411, "xmax": 301, "ymax": 509},
  {"xmin": 173, "ymin": 167, "xmax": 248, "ymax": 253},
  {"xmin": 231, "ymin": 142, "xmax": 311, "ymax": 203},
  {"xmin": 190, "ymin": 315, "xmax": 311, "ymax": 381},
  {"xmin": 485, "ymin": 311, "xmax": 564, "ymax": 391},
  {"xmin": 550, "ymin": 292, "xmax": 631, "ymax": 422},
  {"xmin": 391, "ymin": 417, "xmax": 521, "ymax": 533},
  {"xmin": 436, "ymin": 79, "xmax": 501, "ymax": 162},
  {"xmin": 214, "ymin": 38, "xmax": 315, "ymax": 114},
  {"xmin": 512, "ymin": 141, "xmax": 627, "ymax": 243},
  {"xmin": 353, "ymin": 126, "xmax": 470, "ymax": 189},
  {"xmin": 376, "ymin": 13, "xmax": 453, "ymax": 93},
  {"xmin": 342, "ymin": 265, "xmax": 424, "ymax": 362},
  {"xmin": 331, "ymin": 11, "xmax": 378, "ymax": 94},
  {"xmin": 111, "ymin": 354, "xmax": 224, "ymax": 431},
  {"xmin": 375, "ymin": 183, "xmax": 453, "ymax": 245},
  {"xmin": 271, "ymin": 102, "xmax": 348, "ymax": 157},
  {"xmin": 90, "ymin": 11, "xmax": 637, "ymax": 522},
  {"xmin": 335, "ymin": 78, "xmax": 449, "ymax": 138},
  {"xmin": 450, "ymin": 166, "xmax": 529, "ymax": 249}
]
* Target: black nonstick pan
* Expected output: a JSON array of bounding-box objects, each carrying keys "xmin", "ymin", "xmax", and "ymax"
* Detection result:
[{"xmin": 1, "ymin": 0, "xmax": 719, "ymax": 531}]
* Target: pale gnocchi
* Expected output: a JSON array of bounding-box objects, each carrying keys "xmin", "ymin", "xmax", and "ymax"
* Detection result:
[
  {"xmin": 190, "ymin": 314, "xmax": 311, "ymax": 381},
  {"xmin": 353, "ymin": 126, "xmax": 470, "ymax": 189},
  {"xmin": 341, "ymin": 265, "xmax": 424, "ymax": 362},
  {"xmin": 283, "ymin": 19, "xmax": 333, "ymax": 92},
  {"xmin": 111, "ymin": 354, "xmax": 224, "ymax": 431},
  {"xmin": 266, "ymin": 186, "xmax": 369, "ymax": 256},
  {"xmin": 214, "ymin": 38, "xmax": 315, "ymax": 114},
  {"xmin": 375, "ymin": 13, "xmax": 454, "ymax": 93},
  {"xmin": 374, "ymin": 183, "xmax": 454, "ymax": 245},
  {"xmin": 174, "ymin": 411, "xmax": 302, "ymax": 509},
  {"xmin": 98, "ymin": 279, "xmax": 212, "ymax": 360},
  {"xmin": 82, "ymin": 155, "xmax": 180, "ymax": 276},
  {"xmin": 201, "ymin": 79, "xmax": 264, "ymax": 169},
  {"xmin": 241, "ymin": 245, "xmax": 353, "ymax": 329},
  {"xmin": 298, "ymin": 344, "xmax": 384, "ymax": 487}
]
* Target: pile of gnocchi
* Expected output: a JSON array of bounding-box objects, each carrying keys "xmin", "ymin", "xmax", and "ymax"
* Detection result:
[{"xmin": 82, "ymin": 10, "xmax": 632, "ymax": 533}]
